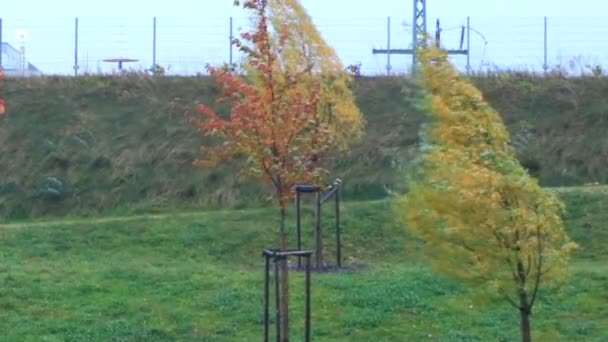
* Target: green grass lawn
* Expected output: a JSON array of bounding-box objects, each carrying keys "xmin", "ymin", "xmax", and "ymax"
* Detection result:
[{"xmin": 0, "ymin": 189, "xmax": 606, "ymax": 341}]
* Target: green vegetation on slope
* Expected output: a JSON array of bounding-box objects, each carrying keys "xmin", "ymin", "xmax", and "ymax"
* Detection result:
[
  {"xmin": 2, "ymin": 74, "xmax": 608, "ymax": 220},
  {"xmin": 0, "ymin": 188, "xmax": 605, "ymax": 340}
]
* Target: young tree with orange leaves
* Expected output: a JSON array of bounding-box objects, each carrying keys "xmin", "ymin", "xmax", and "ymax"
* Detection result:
[
  {"xmin": 397, "ymin": 47, "xmax": 577, "ymax": 342},
  {"xmin": 192, "ymin": 0, "xmax": 363, "ymax": 339}
]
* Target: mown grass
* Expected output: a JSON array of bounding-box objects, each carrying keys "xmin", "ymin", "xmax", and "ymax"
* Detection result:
[{"xmin": 0, "ymin": 189, "xmax": 606, "ymax": 341}]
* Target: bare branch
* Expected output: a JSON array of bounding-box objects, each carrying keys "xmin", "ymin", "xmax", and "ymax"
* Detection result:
[{"xmin": 502, "ymin": 292, "xmax": 522, "ymax": 310}]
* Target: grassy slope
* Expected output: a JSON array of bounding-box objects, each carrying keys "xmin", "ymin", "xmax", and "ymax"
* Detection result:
[
  {"xmin": 473, "ymin": 73, "xmax": 608, "ymax": 186},
  {"xmin": 2, "ymin": 74, "xmax": 608, "ymax": 220},
  {"xmin": 0, "ymin": 188, "xmax": 605, "ymax": 341}
]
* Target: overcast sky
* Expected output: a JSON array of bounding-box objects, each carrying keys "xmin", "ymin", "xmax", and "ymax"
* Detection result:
[
  {"xmin": 2, "ymin": 0, "xmax": 605, "ymax": 18},
  {"xmin": 2, "ymin": 0, "xmax": 607, "ymax": 75}
]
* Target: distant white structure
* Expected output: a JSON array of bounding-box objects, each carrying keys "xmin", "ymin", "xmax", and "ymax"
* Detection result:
[{"xmin": 1, "ymin": 42, "xmax": 42, "ymax": 77}]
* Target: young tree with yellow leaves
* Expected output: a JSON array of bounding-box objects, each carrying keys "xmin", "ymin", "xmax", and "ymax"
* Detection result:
[
  {"xmin": 193, "ymin": 0, "xmax": 363, "ymax": 339},
  {"xmin": 397, "ymin": 47, "xmax": 577, "ymax": 342}
]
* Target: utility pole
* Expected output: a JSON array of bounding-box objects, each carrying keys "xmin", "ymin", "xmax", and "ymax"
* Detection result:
[
  {"xmin": 372, "ymin": 0, "xmax": 468, "ymax": 75},
  {"xmin": 411, "ymin": 0, "xmax": 427, "ymax": 73}
]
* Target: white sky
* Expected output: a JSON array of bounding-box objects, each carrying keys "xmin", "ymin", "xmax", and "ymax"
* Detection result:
[
  {"xmin": 2, "ymin": 0, "xmax": 607, "ymax": 74},
  {"xmin": 2, "ymin": 0, "xmax": 604, "ymax": 18}
]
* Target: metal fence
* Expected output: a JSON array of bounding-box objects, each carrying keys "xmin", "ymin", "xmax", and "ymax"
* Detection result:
[{"xmin": 1, "ymin": 16, "xmax": 607, "ymax": 76}]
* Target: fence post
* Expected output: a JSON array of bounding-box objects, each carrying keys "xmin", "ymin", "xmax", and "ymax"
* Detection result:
[
  {"xmin": 229, "ymin": 16, "xmax": 234, "ymax": 70},
  {"xmin": 263, "ymin": 255, "xmax": 270, "ymax": 342},
  {"xmin": 386, "ymin": 16, "xmax": 391, "ymax": 76},
  {"xmin": 274, "ymin": 258, "xmax": 281, "ymax": 341},
  {"xmin": 466, "ymin": 16, "xmax": 471, "ymax": 75},
  {"xmin": 305, "ymin": 255, "xmax": 311, "ymax": 342},
  {"xmin": 74, "ymin": 17, "xmax": 79, "ymax": 76},
  {"xmin": 153, "ymin": 17, "xmax": 157, "ymax": 67},
  {"xmin": 543, "ymin": 16, "xmax": 548, "ymax": 72},
  {"xmin": 315, "ymin": 191, "xmax": 322, "ymax": 268},
  {"xmin": 335, "ymin": 186, "xmax": 341, "ymax": 268},
  {"xmin": 296, "ymin": 191, "xmax": 302, "ymax": 268}
]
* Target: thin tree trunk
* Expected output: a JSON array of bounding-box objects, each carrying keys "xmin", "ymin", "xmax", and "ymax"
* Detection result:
[
  {"xmin": 519, "ymin": 305, "xmax": 531, "ymax": 342},
  {"xmin": 517, "ymin": 260, "xmax": 532, "ymax": 342},
  {"xmin": 279, "ymin": 203, "xmax": 290, "ymax": 341}
]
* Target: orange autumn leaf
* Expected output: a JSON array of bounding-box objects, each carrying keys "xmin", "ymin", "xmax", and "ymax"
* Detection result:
[{"xmin": 191, "ymin": 0, "xmax": 363, "ymax": 209}]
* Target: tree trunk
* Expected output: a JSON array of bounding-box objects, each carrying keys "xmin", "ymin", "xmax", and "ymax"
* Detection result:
[
  {"xmin": 519, "ymin": 306, "xmax": 531, "ymax": 342},
  {"xmin": 279, "ymin": 204, "xmax": 290, "ymax": 341},
  {"xmin": 517, "ymin": 261, "xmax": 532, "ymax": 342}
]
